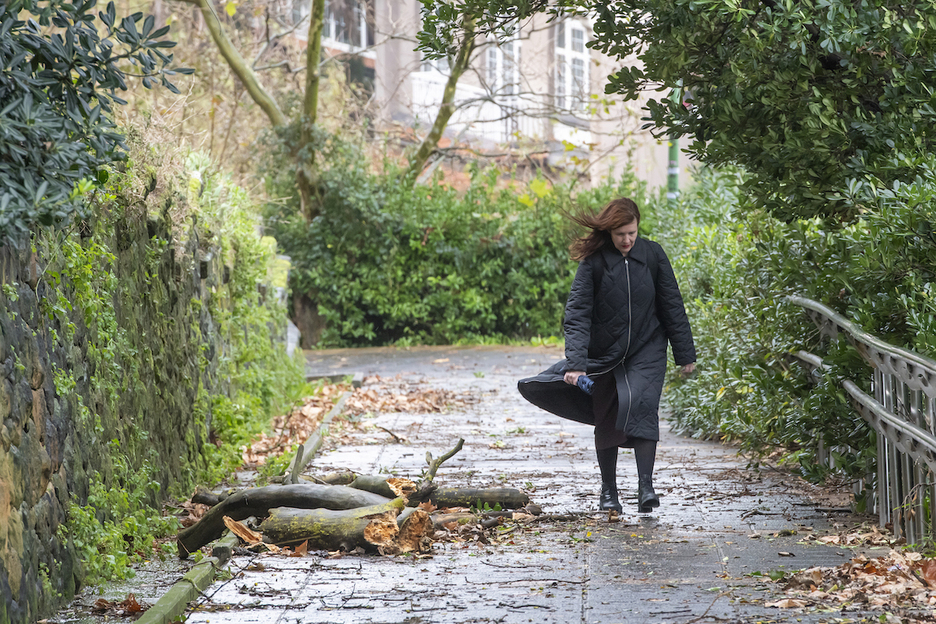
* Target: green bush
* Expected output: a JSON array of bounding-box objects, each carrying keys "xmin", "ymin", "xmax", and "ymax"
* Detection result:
[
  {"xmin": 0, "ymin": 0, "xmax": 187, "ymax": 244},
  {"xmin": 654, "ymin": 162, "xmax": 936, "ymax": 483},
  {"xmin": 263, "ymin": 131, "xmax": 652, "ymax": 347}
]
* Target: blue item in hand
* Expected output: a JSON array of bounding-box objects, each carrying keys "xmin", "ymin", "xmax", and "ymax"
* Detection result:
[{"xmin": 576, "ymin": 375, "xmax": 594, "ymax": 395}]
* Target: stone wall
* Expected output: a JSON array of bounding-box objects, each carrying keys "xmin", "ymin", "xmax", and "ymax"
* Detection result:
[{"xmin": 0, "ymin": 212, "xmax": 232, "ymax": 623}]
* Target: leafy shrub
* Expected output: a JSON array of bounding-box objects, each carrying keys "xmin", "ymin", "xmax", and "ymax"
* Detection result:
[
  {"xmin": 47, "ymin": 143, "xmax": 308, "ymax": 586},
  {"xmin": 655, "ymin": 162, "xmax": 936, "ymax": 482},
  {"xmin": 0, "ymin": 0, "xmax": 187, "ymax": 244},
  {"xmin": 263, "ymin": 130, "xmax": 652, "ymax": 346}
]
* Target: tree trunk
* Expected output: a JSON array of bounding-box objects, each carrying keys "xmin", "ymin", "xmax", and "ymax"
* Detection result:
[
  {"xmin": 404, "ymin": 17, "xmax": 476, "ymax": 184},
  {"xmin": 297, "ymin": 0, "xmax": 327, "ymax": 221},
  {"xmin": 177, "ymin": 484, "xmax": 390, "ymax": 557}
]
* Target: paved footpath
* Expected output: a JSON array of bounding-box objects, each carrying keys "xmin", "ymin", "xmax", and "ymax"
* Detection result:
[{"xmin": 169, "ymin": 345, "xmax": 886, "ymax": 624}]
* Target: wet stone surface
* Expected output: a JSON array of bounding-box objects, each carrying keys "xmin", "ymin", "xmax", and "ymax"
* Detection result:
[{"xmin": 55, "ymin": 345, "xmax": 889, "ymax": 624}]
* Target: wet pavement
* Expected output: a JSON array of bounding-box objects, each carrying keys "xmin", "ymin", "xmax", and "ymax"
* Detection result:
[
  {"xmin": 183, "ymin": 345, "xmax": 882, "ymax": 624},
  {"xmin": 52, "ymin": 345, "xmax": 889, "ymax": 624}
]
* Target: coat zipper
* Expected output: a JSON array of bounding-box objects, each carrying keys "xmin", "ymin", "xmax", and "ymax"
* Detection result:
[{"xmin": 621, "ymin": 258, "xmax": 633, "ymax": 432}]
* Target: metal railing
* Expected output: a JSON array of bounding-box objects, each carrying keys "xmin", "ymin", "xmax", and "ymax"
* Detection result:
[{"xmin": 789, "ymin": 295, "xmax": 936, "ymax": 545}]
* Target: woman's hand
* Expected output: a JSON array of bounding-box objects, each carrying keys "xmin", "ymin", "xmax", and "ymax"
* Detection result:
[
  {"xmin": 564, "ymin": 371, "xmax": 586, "ymax": 385},
  {"xmin": 679, "ymin": 362, "xmax": 696, "ymax": 377}
]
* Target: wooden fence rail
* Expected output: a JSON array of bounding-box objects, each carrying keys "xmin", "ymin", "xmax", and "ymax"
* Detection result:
[{"xmin": 788, "ymin": 295, "xmax": 936, "ymax": 545}]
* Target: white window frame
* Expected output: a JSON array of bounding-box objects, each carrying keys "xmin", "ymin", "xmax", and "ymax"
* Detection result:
[
  {"xmin": 485, "ymin": 34, "xmax": 521, "ymax": 99},
  {"xmin": 555, "ymin": 19, "xmax": 589, "ymax": 111},
  {"xmin": 321, "ymin": 0, "xmax": 372, "ymax": 53}
]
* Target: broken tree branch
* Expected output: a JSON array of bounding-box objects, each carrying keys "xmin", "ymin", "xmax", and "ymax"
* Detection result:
[
  {"xmin": 424, "ymin": 438, "xmax": 465, "ymax": 483},
  {"xmin": 285, "ymin": 390, "xmax": 352, "ymax": 483},
  {"xmin": 177, "ymin": 484, "xmax": 390, "ymax": 557},
  {"xmin": 258, "ymin": 498, "xmax": 434, "ymax": 552},
  {"xmin": 429, "ymin": 487, "xmax": 529, "ymax": 510},
  {"xmin": 408, "ymin": 438, "xmax": 465, "ymax": 505}
]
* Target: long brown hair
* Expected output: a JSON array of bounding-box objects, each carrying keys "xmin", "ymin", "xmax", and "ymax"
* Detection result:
[{"xmin": 568, "ymin": 198, "xmax": 641, "ymax": 261}]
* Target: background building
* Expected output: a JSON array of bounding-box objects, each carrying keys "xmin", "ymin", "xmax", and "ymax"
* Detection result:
[{"xmin": 297, "ymin": 0, "xmax": 686, "ymax": 189}]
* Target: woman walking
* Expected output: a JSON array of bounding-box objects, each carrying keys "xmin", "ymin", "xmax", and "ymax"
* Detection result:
[{"xmin": 518, "ymin": 198, "xmax": 696, "ymax": 513}]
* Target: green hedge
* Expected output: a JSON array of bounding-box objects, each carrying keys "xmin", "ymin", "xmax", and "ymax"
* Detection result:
[
  {"xmin": 265, "ymin": 134, "xmax": 653, "ymax": 347},
  {"xmin": 655, "ymin": 163, "xmax": 936, "ymax": 489}
]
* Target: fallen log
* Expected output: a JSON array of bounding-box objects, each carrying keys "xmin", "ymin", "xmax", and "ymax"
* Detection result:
[
  {"xmin": 191, "ymin": 486, "xmax": 221, "ymax": 507},
  {"xmin": 349, "ymin": 475, "xmax": 421, "ymax": 499},
  {"xmin": 258, "ymin": 497, "xmax": 430, "ymax": 552},
  {"xmin": 429, "ymin": 487, "xmax": 529, "ymax": 510},
  {"xmin": 177, "ymin": 484, "xmax": 390, "ymax": 557}
]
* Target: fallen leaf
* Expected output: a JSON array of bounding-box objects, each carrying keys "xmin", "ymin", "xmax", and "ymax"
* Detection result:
[
  {"xmin": 919, "ymin": 559, "xmax": 936, "ymax": 588},
  {"xmin": 765, "ymin": 598, "xmax": 807, "ymax": 608},
  {"xmin": 778, "ymin": 551, "xmax": 795, "ymax": 557},
  {"xmin": 223, "ymin": 516, "xmax": 262, "ymax": 546},
  {"xmin": 289, "ymin": 540, "xmax": 309, "ymax": 557}
]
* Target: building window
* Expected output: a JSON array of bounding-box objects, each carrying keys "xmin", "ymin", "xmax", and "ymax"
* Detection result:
[
  {"xmin": 323, "ymin": 0, "xmax": 372, "ymax": 49},
  {"xmin": 571, "ymin": 28, "xmax": 584, "ymax": 53},
  {"xmin": 572, "ymin": 58, "xmax": 585, "ymax": 108},
  {"xmin": 555, "ymin": 20, "xmax": 589, "ymax": 111},
  {"xmin": 485, "ymin": 37, "xmax": 520, "ymax": 98},
  {"xmin": 487, "ymin": 47, "xmax": 498, "ymax": 87},
  {"xmin": 503, "ymin": 40, "xmax": 518, "ymax": 96}
]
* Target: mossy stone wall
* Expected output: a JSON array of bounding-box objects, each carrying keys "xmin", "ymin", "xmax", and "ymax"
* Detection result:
[{"xmin": 0, "ymin": 212, "xmax": 231, "ymax": 623}]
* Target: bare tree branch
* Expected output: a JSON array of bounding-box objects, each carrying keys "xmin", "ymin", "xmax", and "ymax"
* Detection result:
[
  {"xmin": 404, "ymin": 16, "xmax": 477, "ymax": 184},
  {"xmin": 176, "ymin": 0, "xmax": 287, "ymax": 127}
]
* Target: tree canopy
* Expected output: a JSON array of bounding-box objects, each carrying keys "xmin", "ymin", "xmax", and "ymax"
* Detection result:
[
  {"xmin": 0, "ymin": 0, "xmax": 187, "ymax": 244},
  {"xmin": 418, "ymin": 0, "xmax": 936, "ymax": 220}
]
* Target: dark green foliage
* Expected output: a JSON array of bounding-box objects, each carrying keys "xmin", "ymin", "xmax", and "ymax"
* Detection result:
[
  {"xmin": 262, "ymin": 130, "xmax": 649, "ymax": 346},
  {"xmin": 0, "ymin": 0, "xmax": 189, "ymax": 244},
  {"xmin": 656, "ymin": 164, "xmax": 936, "ymax": 481},
  {"xmin": 417, "ymin": 0, "xmax": 936, "ymax": 221},
  {"xmin": 592, "ymin": 0, "xmax": 936, "ymax": 221}
]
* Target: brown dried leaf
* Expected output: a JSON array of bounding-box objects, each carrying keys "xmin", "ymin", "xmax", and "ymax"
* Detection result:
[
  {"xmin": 90, "ymin": 594, "xmax": 146, "ymax": 616},
  {"xmin": 288, "ymin": 541, "xmax": 309, "ymax": 558},
  {"xmin": 223, "ymin": 516, "xmax": 262, "ymax": 546},
  {"xmin": 91, "ymin": 599, "xmax": 113, "ymax": 614},
  {"xmin": 120, "ymin": 594, "xmax": 144, "ymax": 614},
  {"xmin": 417, "ymin": 501, "xmax": 438, "ymax": 513},
  {"xmin": 765, "ymin": 598, "xmax": 807, "ymax": 608},
  {"xmin": 919, "ymin": 559, "xmax": 936, "ymax": 588}
]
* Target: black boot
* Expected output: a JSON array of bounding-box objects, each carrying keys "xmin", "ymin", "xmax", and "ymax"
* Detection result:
[
  {"xmin": 637, "ymin": 476, "xmax": 660, "ymax": 513},
  {"xmin": 637, "ymin": 475, "xmax": 660, "ymax": 513},
  {"xmin": 600, "ymin": 482, "xmax": 623, "ymax": 513}
]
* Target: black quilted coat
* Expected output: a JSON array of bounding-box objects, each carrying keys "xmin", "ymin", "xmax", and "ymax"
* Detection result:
[{"xmin": 518, "ymin": 236, "xmax": 696, "ymax": 441}]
